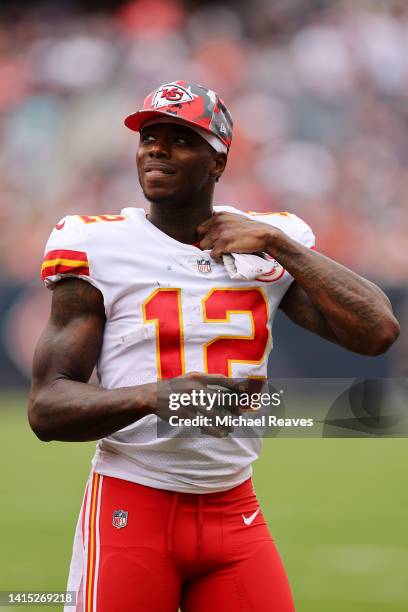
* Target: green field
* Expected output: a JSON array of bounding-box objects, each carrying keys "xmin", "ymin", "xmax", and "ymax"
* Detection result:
[{"xmin": 1, "ymin": 393, "xmax": 407, "ymax": 611}]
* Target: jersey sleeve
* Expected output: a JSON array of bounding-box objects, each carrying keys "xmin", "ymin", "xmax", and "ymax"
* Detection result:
[
  {"xmin": 246, "ymin": 211, "xmax": 315, "ymax": 249},
  {"xmin": 289, "ymin": 214, "xmax": 315, "ymax": 249},
  {"xmin": 41, "ymin": 215, "xmax": 100, "ymax": 293}
]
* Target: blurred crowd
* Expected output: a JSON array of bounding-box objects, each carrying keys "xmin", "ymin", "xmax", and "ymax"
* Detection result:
[{"xmin": 1, "ymin": 0, "xmax": 408, "ymax": 282}]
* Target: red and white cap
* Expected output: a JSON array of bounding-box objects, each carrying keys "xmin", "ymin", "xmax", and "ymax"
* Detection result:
[{"xmin": 124, "ymin": 80, "xmax": 233, "ymax": 154}]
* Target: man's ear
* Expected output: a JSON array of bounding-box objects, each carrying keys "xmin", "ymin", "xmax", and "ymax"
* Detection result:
[{"xmin": 212, "ymin": 152, "xmax": 227, "ymax": 182}]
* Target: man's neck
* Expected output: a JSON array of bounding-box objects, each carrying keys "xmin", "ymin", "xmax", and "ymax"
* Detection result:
[{"xmin": 147, "ymin": 200, "xmax": 213, "ymax": 245}]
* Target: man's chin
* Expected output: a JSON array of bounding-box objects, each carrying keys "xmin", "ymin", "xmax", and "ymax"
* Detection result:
[{"xmin": 142, "ymin": 186, "xmax": 181, "ymax": 206}]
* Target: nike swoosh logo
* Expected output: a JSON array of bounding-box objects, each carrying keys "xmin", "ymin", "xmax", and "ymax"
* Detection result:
[
  {"xmin": 55, "ymin": 221, "xmax": 65, "ymax": 230},
  {"xmin": 242, "ymin": 507, "xmax": 260, "ymax": 526}
]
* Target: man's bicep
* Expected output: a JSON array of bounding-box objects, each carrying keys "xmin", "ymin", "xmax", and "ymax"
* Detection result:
[
  {"xmin": 278, "ymin": 281, "xmax": 339, "ymax": 344},
  {"xmin": 32, "ymin": 278, "xmax": 106, "ymax": 386}
]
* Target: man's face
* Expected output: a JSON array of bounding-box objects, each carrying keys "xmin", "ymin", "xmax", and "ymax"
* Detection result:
[{"xmin": 136, "ymin": 123, "xmax": 226, "ymax": 205}]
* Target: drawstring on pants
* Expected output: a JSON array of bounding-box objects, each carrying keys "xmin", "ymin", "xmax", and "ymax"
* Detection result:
[
  {"xmin": 167, "ymin": 493, "xmax": 179, "ymax": 554},
  {"xmin": 166, "ymin": 492, "xmax": 206, "ymax": 558},
  {"xmin": 197, "ymin": 495, "xmax": 204, "ymax": 557}
]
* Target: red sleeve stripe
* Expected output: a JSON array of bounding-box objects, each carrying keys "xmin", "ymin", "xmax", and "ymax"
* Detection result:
[
  {"xmin": 41, "ymin": 250, "xmax": 90, "ymax": 281},
  {"xmin": 43, "ymin": 249, "xmax": 88, "ymax": 262},
  {"xmin": 41, "ymin": 263, "xmax": 90, "ymax": 281}
]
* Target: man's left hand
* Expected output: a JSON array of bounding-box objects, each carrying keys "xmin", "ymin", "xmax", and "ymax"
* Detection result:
[{"xmin": 196, "ymin": 212, "xmax": 278, "ymax": 259}]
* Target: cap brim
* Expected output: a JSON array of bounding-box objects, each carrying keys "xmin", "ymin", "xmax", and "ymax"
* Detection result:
[
  {"xmin": 124, "ymin": 109, "xmax": 193, "ymax": 132},
  {"xmin": 124, "ymin": 108, "xmax": 229, "ymax": 153}
]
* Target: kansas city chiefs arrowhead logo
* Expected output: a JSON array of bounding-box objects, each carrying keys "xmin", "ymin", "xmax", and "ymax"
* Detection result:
[
  {"xmin": 152, "ymin": 83, "xmax": 195, "ymax": 108},
  {"xmin": 256, "ymin": 255, "xmax": 285, "ymax": 282}
]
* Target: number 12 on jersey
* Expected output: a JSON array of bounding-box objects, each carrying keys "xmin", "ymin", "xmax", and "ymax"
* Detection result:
[{"xmin": 142, "ymin": 287, "xmax": 270, "ymax": 378}]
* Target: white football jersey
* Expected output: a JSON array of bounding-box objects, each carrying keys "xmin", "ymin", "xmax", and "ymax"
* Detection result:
[{"xmin": 42, "ymin": 205, "xmax": 315, "ymax": 493}]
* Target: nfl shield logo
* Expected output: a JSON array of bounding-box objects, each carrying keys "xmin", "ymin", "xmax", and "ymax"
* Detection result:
[
  {"xmin": 197, "ymin": 258, "xmax": 211, "ymax": 274},
  {"xmin": 113, "ymin": 509, "xmax": 128, "ymax": 529}
]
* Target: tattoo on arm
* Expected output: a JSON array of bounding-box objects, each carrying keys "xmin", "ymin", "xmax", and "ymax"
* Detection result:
[
  {"xmin": 34, "ymin": 278, "xmax": 106, "ymax": 385},
  {"xmin": 50, "ymin": 277, "xmax": 106, "ymax": 328},
  {"xmin": 269, "ymin": 230, "xmax": 400, "ymax": 353},
  {"xmin": 30, "ymin": 278, "xmax": 159, "ymax": 442},
  {"xmin": 279, "ymin": 282, "xmax": 339, "ymax": 344}
]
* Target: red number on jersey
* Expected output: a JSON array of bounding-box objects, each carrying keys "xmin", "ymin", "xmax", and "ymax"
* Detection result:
[
  {"xmin": 203, "ymin": 288, "xmax": 269, "ymax": 376},
  {"xmin": 142, "ymin": 288, "xmax": 185, "ymax": 379},
  {"xmin": 142, "ymin": 287, "xmax": 269, "ymax": 379}
]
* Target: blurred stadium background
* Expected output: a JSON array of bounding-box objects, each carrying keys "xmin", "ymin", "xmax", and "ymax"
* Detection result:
[{"xmin": 0, "ymin": 0, "xmax": 407, "ymax": 610}]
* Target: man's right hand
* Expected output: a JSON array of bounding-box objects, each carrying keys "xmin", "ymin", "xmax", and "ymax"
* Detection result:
[{"xmin": 154, "ymin": 372, "xmax": 247, "ymax": 438}]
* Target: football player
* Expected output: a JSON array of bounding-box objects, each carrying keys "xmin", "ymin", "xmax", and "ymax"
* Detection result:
[{"xmin": 29, "ymin": 81, "xmax": 399, "ymax": 611}]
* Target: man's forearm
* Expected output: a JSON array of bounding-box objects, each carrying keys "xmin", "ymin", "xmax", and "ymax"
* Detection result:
[
  {"xmin": 29, "ymin": 379, "xmax": 156, "ymax": 442},
  {"xmin": 265, "ymin": 230, "xmax": 400, "ymax": 355}
]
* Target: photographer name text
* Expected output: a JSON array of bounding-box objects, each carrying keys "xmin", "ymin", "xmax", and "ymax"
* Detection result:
[{"xmin": 168, "ymin": 415, "xmax": 314, "ymax": 428}]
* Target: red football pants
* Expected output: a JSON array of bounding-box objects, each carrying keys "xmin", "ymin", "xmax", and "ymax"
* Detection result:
[{"xmin": 72, "ymin": 473, "xmax": 295, "ymax": 612}]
